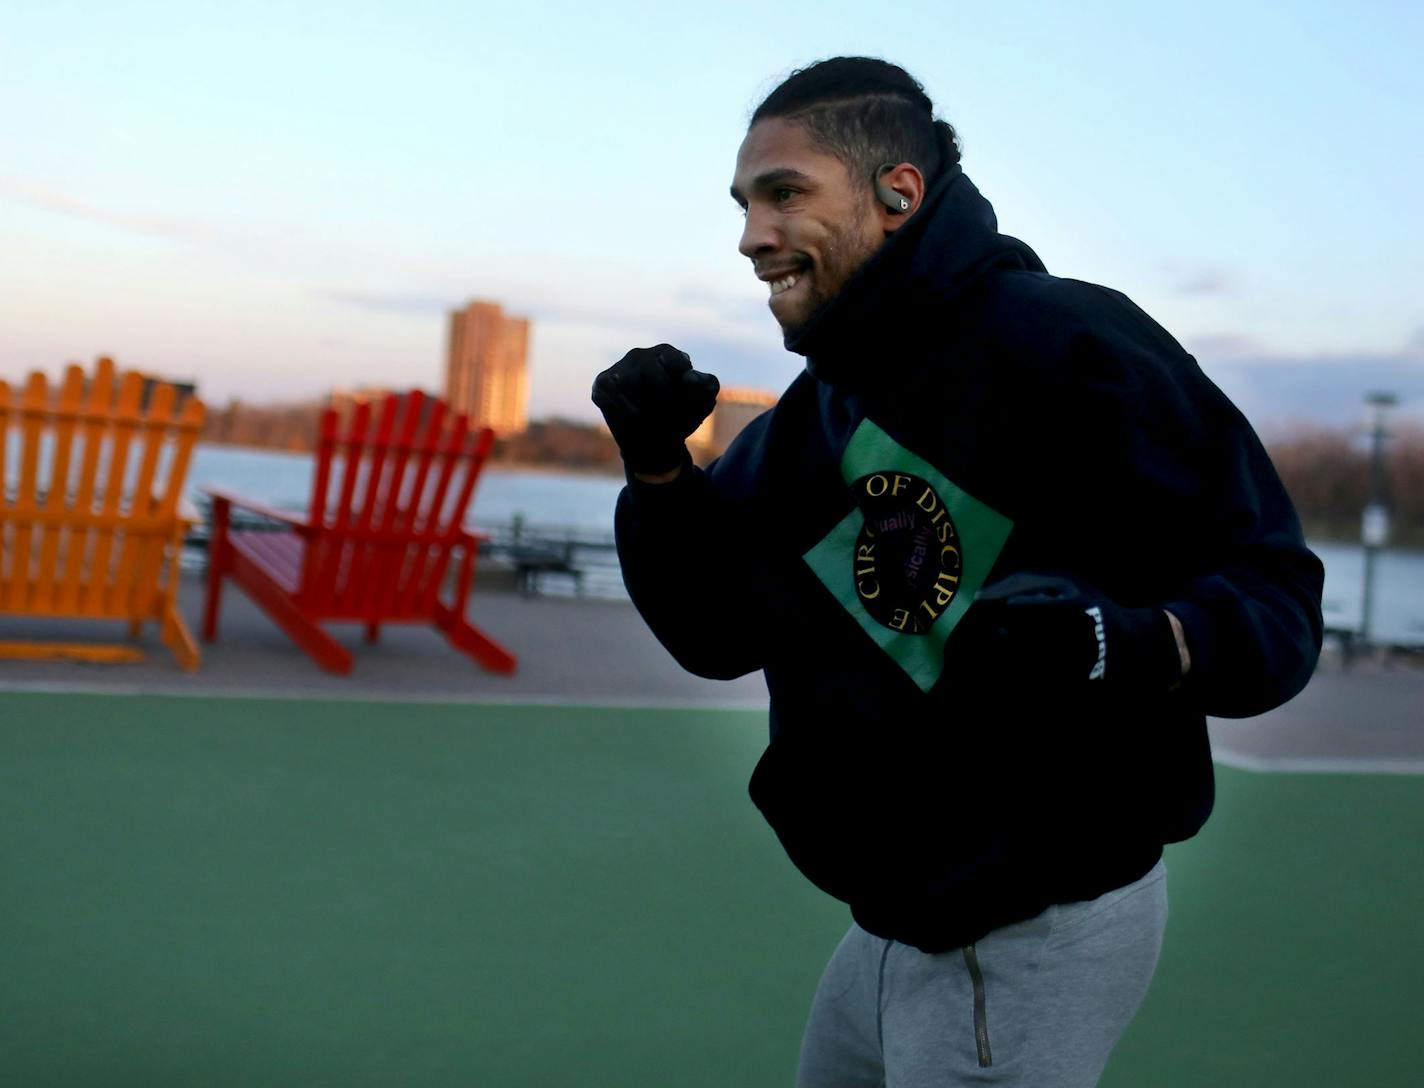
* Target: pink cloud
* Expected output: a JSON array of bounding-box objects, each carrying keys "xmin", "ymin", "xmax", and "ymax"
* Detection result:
[{"xmin": 0, "ymin": 176, "xmax": 217, "ymax": 244}]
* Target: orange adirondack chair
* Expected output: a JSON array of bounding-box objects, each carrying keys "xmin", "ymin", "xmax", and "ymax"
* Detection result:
[
  {"xmin": 0, "ymin": 357, "xmax": 205, "ymax": 669},
  {"xmin": 201, "ymin": 389, "xmax": 517, "ymax": 676}
]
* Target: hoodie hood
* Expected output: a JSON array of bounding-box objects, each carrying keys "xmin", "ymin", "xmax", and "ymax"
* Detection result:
[{"xmin": 786, "ymin": 166, "xmax": 1046, "ymax": 384}]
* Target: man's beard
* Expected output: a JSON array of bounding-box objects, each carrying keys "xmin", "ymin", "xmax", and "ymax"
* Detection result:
[
  {"xmin": 778, "ymin": 284, "xmax": 831, "ymax": 346},
  {"xmin": 777, "ymin": 217, "xmax": 882, "ymax": 344}
]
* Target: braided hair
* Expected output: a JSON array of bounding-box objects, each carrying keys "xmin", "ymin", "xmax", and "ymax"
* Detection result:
[{"xmin": 751, "ymin": 57, "xmax": 961, "ymax": 188}]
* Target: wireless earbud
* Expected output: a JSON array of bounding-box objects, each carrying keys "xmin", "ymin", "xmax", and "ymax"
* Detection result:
[{"xmin": 875, "ymin": 163, "xmax": 911, "ymax": 214}]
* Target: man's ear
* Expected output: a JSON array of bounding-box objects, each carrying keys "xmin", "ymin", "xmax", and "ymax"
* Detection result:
[{"xmin": 874, "ymin": 162, "xmax": 926, "ymax": 232}]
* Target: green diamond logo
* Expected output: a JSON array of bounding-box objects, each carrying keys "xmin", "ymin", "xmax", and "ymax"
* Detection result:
[{"xmin": 803, "ymin": 418, "xmax": 1013, "ymax": 693}]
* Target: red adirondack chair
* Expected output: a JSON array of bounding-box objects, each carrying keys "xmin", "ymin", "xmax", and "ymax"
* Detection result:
[{"xmin": 201, "ymin": 390, "xmax": 516, "ymax": 675}]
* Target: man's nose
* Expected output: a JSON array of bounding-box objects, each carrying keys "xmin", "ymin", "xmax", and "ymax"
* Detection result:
[{"xmin": 738, "ymin": 206, "xmax": 778, "ymax": 259}]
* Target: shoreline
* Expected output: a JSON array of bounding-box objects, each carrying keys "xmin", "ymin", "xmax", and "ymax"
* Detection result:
[{"xmin": 194, "ymin": 440, "xmax": 625, "ymax": 480}]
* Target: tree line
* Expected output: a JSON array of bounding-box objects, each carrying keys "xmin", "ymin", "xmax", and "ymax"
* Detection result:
[
  {"xmin": 1266, "ymin": 424, "xmax": 1424, "ymax": 548},
  {"xmin": 200, "ymin": 399, "xmax": 1424, "ymax": 548}
]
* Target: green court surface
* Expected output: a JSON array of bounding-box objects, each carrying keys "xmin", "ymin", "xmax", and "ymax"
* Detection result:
[{"xmin": 1, "ymin": 692, "xmax": 1420, "ymax": 1086}]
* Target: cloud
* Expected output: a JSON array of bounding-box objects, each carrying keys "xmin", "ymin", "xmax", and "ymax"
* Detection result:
[
  {"xmin": 1407, "ymin": 327, "xmax": 1424, "ymax": 360},
  {"xmin": 518, "ymin": 287, "xmax": 790, "ymax": 414},
  {"xmin": 669, "ymin": 331, "xmax": 798, "ymax": 392},
  {"xmin": 1191, "ymin": 334, "xmax": 1424, "ymax": 430},
  {"xmin": 506, "ymin": 289, "xmax": 775, "ymax": 346},
  {"xmin": 1165, "ymin": 263, "xmax": 1236, "ymax": 297},
  {"xmin": 0, "ymin": 176, "xmax": 217, "ymax": 244},
  {"xmin": 324, "ymin": 291, "xmax": 450, "ymax": 316},
  {"xmin": 321, "ymin": 274, "xmax": 778, "ymax": 353},
  {"xmin": 1191, "ymin": 332, "xmax": 1424, "ymax": 370},
  {"xmin": 1185, "ymin": 333, "xmax": 1267, "ymax": 360},
  {"xmin": 516, "ymin": 287, "xmax": 791, "ymax": 422},
  {"xmin": 673, "ymin": 284, "xmax": 771, "ymax": 327},
  {"xmin": 526, "ymin": 321, "xmax": 796, "ymax": 423}
]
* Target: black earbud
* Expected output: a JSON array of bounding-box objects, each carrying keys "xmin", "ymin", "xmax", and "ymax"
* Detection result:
[{"xmin": 875, "ymin": 163, "xmax": 911, "ymax": 214}]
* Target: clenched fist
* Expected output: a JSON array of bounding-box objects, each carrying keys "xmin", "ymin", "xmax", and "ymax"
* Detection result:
[
  {"xmin": 965, "ymin": 572, "xmax": 1183, "ymax": 693},
  {"xmin": 591, "ymin": 344, "xmax": 720, "ymax": 476}
]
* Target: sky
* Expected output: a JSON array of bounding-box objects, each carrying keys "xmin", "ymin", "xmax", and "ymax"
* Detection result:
[{"xmin": 2, "ymin": 0, "xmax": 1421, "ymax": 431}]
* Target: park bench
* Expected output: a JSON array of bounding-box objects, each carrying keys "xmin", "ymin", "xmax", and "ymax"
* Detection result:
[{"xmin": 509, "ymin": 539, "xmax": 585, "ymax": 597}]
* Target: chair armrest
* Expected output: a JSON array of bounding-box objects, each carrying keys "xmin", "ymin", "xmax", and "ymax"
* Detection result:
[{"xmin": 202, "ymin": 487, "xmax": 313, "ymax": 532}]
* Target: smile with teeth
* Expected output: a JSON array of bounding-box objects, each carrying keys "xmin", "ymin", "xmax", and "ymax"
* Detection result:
[{"xmin": 769, "ymin": 273, "xmax": 800, "ymax": 296}]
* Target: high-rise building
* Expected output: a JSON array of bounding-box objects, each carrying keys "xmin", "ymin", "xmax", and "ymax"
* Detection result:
[
  {"xmin": 689, "ymin": 386, "xmax": 779, "ymax": 460},
  {"xmin": 444, "ymin": 300, "xmax": 530, "ymax": 436}
]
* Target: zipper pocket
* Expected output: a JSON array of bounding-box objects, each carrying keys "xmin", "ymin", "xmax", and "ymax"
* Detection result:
[{"xmin": 962, "ymin": 943, "xmax": 992, "ymax": 1067}]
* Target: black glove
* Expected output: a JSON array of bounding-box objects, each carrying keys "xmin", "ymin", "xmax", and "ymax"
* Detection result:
[
  {"xmin": 591, "ymin": 344, "xmax": 720, "ymax": 476},
  {"xmin": 965, "ymin": 572, "xmax": 1182, "ymax": 693}
]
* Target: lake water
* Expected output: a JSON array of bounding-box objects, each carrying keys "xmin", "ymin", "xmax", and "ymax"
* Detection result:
[
  {"xmin": 180, "ymin": 444, "xmax": 630, "ymax": 597},
  {"xmin": 1307, "ymin": 543, "xmax": 1424, "ymax": 645},
  {"xmin": 186, "ymin": 444, "xmax": 625, "ymax": 537}
]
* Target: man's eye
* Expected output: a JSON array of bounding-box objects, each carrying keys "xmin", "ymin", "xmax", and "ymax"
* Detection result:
[{"xmin": 773, "ymin": 188, "xmax": 796, "ymax": 203}]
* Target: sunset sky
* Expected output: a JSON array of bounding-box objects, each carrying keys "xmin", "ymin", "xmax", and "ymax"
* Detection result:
[{"xmin": 3, "ymin": 0, "xmax": 1420, "ymax": 429}]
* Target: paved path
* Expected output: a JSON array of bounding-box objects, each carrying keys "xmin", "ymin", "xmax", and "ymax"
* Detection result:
[
  {"xmin": 0, "ymin": 570, "xmax": 769, "ymax": 707},
  {"xmin": 1, "ymin": 571, "xmax": 1419, "ymax": 771},
  {"xmin": 1207, "ymin": 656, "xmax": 1424, "ymax": 772}
]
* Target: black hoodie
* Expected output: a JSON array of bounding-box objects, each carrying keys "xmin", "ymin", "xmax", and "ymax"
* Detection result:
[{"xmin": 615, "ymin": 167, "xmax": 1324, "ymax": 951}]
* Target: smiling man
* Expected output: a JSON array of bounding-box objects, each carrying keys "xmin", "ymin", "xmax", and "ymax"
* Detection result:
[
  {"xmin": 735, "ymin": 116, "xmax": 897, "ymax": 342},
  {"xmin": 592, "ymin": 57, "xmax": 1324, "ymax": 1087}
]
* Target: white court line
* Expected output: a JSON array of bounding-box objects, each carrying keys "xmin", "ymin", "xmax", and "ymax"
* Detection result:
[
  {"xmin": 0, "ymin": 680, "xmax": 769, "ymax": 712},
  {"xmin": 4, "ymin": 682, "xmax": 1422, "ymax": 774},
  {"xmin": 1212, "ymin": 747, "xmax": 1424, "ymax": 776}
]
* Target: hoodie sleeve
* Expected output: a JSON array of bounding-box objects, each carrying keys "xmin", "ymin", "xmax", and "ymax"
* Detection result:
[
  {"xmin": 1046, "ymin": 288, "xmax": 1325, "ymax": 719},
  {"xmin": 614, "ymin": 458, "xmax": 768, "ymax": 681}
]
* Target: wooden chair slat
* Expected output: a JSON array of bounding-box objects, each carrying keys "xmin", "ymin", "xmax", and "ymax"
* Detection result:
[
  {"xmin": 412, "ymin": 415, "xmax": 472, "ymax": 611},
  {"xmin": 0, "ymin": 379, "xmax": 10, "ymax": 612},
  {"xmin": 353, "ymin": 390, "xmax": 425, "ymax": 618},
  {"xmin": 32, "ymin": 365, "xmax": 87, "ymax": 610},
  {"xmin": 382, "ymin": 398, "xmax": 447, "ymax": 619},
  {"xmin": 56, "ymin": 359, "xmax": 115, "ymax": 613},
  {"xmin": 230, "ymin": 530, "xmax": 304, "ymax": 594},
  {"xmin": 82, "ymin": 367, "xmax": 141, "ymax": 613},
  {"xmin": 3, "ymin": 510, "xmax": 179, "ymax": 532},
  {"xmin": 311, "ymin": 400, "xmax": 370, "ymax": 613},
  {"xmin": 128, "ymin": 386, "xmax": 201, "ymax": 623},
  {"xmin": 298, "ymin": 409, "xmax": 340, "ymax": 610},
  {"xmin": 155, "ymin": 396, "xmax": 204, "ymax": 517},
  {"xmin": 309, "ymin": 409, "xmax": 338, "ymax": 530},
  {"xmin": 109, "ymin": 381, "xmax": 174, "ymax": 615},
  {"xmin": 6, "ymin": 372, "xmax": 51, "ymax": 612},
  {"xmin": 418, "ymin": 425, "xmax": 491, "ymax": 614},
  {"xmin": 335, "ymin": 395, "xmax": 398, "ymax": 614}
]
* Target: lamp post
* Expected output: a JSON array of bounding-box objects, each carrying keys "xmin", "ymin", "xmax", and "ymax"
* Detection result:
[{"xmin": 1359, "ymin": 391, "xmax": 1398, "ymax": 645}]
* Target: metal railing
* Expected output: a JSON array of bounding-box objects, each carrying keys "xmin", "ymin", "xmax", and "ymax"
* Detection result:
[{"xmin": 180, "ymin": 499, "xmax": 625, "ymax": 598}]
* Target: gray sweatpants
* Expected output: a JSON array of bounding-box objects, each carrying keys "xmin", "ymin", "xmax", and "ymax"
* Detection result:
[{"xmin": 796, "ymin": 860, "xmax": 1168, "ymax": 1087}]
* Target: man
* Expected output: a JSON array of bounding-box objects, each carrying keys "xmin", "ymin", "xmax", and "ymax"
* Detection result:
[{"xmin": 592, "ymin": 57, "xmax": 1323, "ymax": 1087}]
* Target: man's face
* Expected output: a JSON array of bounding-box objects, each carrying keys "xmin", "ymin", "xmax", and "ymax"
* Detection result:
[{"xmin": 732, "ymin": 118, "xmax": 887, "ymax": 342}]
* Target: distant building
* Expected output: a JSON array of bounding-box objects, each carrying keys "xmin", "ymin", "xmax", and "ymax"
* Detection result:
[
  {"xmin": 139, "ymin": 375, "xmax": 197, "ymax": 411},
  {"xmin": 329, "ymin": 386, "xmax": 449, "ymax": 437},
  {"xmin": 329, "ymin": 385, "xmax": 395, "ymax": 423},
  {"xmin": 689, "ymin": 386, "xmax": 779, "ymax": 460},
  {"xmin": 444, "ymin": 300, "xmax": 530, "ymax": 436}
]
